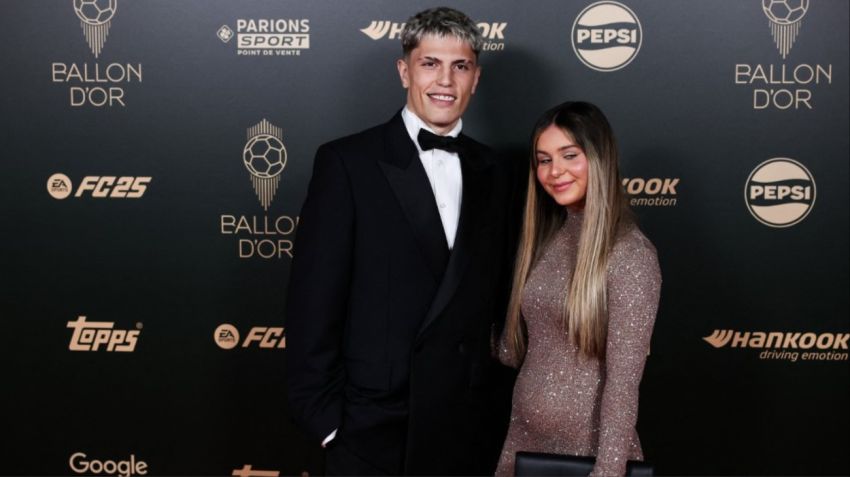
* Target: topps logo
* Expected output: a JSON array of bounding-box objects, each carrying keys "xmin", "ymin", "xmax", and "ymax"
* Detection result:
[{"xmin": 67, "ymin": 316, "xmax": 141, "ymax": 352}]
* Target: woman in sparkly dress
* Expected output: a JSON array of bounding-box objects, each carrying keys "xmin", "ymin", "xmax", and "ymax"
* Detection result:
[{"xmin": 495, "ymin": 102, "xmax": 661, "ymax": 476}]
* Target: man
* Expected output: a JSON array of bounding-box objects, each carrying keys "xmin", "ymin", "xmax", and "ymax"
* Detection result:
[{"xmin": 286, "ymin": 7, "xmax": 515, "ymax": 475}]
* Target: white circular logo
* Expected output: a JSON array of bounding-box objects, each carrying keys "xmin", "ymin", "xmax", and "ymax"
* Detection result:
[
  {"xmin": 214, "ymin": 324, "xmax": 240, "ymax": 350},
  {"xmin": 571, "ymin": 1, "xmax": 642, "ymax": 72},
  {"xmin": 243, "ymin": 134, "xmax": 287, "ymax": 179},
  {"xmin": 745, "ymin": 158, "xmax": 816, "ymax": 228},
  {"xmin": 762, "ymin": 0, "xmax": 809, "ymax": 25},
  {"xmin": 47, "ymin": 173, "xmax": 73, "ymax": 200},
  {"xmin": 73, "ymin": 0, "xmax": 117, "ymax": 26}
]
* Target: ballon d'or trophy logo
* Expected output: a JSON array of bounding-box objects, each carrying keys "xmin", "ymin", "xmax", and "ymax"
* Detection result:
[
  {"xmin": 762, "ymin": 0, "xmax": 809, "ymax": 59},
  {"xmin": 73, "ymin": 0, "xmax": 117, "ymax": 58},
  {"xmin": 243, "ymin": 120, "xmax": 287, "ymax": 211}
]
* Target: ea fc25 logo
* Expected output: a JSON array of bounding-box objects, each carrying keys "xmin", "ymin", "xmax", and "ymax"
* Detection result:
[
  {"xmin": 214, "ymin": 323, "xmax": 286, "ymax": 350},
  {"xmin": 48, "ymin": 173, "xmax": 151, "ymax": 200},
  {"xmin": 745, "ymin": 158, "xmax": 815, "ymax": 228},
  {"xmin": 572, "ymin": 1, "xmax": 641, "ymax": 72},
  {"xmin": 74, "ymin": 0, "xmax": 117, "ymax": 58},
  {"xmin": 763, "ymin": 0, "xmax": 809, "ymax": 59},
  {"xmin": 68, "ymin": 316, "xmax": 141, "ymax": 352}
]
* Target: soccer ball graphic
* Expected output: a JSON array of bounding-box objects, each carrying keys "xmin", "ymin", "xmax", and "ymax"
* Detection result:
[
  {"xmin": 73, "ymin": 0, "xmax": 117, "ymax": 25},
  {"xmin": 243, "ymin": 134, "xmax": 287, "ymax": 179},
  {"xmin": 762, "ymin": 0, "xmax": 808, "ymax": 25}
]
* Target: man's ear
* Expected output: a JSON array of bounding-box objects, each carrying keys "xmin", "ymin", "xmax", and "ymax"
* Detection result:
[{"xmin": 397, "ymin": 58, "xmax": 410, "ymax": 89}]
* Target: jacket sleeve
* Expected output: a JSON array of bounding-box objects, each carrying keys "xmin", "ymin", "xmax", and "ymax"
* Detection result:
[
  {"xmin": 592, "ymin": 234, "xmax": 661, "ymax": 477},
  {"xmin": 285, "ymin": 143, "xmax": 354, "ymax": 443}
]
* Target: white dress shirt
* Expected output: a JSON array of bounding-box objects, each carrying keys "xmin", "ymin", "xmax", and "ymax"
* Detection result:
[{"xmin": 401, "ymin": 106, "xmax": 463, "ymax": 249}]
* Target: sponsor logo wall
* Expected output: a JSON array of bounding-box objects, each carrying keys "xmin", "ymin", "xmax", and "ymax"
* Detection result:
[{"xmin": 2, "ymin": 1, "xmax": 847, "ymax": 476}]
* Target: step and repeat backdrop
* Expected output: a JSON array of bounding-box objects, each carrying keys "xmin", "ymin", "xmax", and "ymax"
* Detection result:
[{"xmin": 2, "ymin": 1, "xmax": 848, "ymax": 475}]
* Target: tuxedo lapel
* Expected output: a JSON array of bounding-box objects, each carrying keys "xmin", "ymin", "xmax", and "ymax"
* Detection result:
[
  {"xmin": 416, "ymin": 137, "xmax": 494, "ymax": 338},
  {"xmin": 378, "ymin": 113, "xmax": 450, "ymax": 282}
]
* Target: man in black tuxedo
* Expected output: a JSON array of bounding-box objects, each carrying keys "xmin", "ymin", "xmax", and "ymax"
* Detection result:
[{"xmin": 286, "ymin": 7, "xmax": 516, "ymax": 475}]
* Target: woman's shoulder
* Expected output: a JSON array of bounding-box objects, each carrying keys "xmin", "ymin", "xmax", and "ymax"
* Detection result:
[{"xmin": 608, "ymin": 223, "xmax": 660, "ymax": 277}]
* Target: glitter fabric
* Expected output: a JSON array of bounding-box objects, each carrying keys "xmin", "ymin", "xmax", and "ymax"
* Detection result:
[{"xmin": 496, "ymin": 211, "xmax": 661, "ymax": 477}]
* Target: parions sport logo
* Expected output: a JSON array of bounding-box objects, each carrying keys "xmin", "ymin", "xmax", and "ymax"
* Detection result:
[
  {"xmin": 703, "ymin": 329, "xmax": 848, "ymax": 362},
  {"xmin": 360, "ymin": 20, "xmax": 508, "ymax": 51},
  {"xmin": 218, "ymin": 119, "xmax": 299, "ymax": 260},
  {"xmin": 571, "ymin": 1, "xmax": 641, "ymax": 72},
  {"xmin": 214, "ymin": 323, "xmax": 286, "ymax": 350},
  {"xmin": 47, "ymin": 173, "xmax": 151, "ymax": 200},
  {"xmin": 217, "ymin": 18, "xmax": 311, "ymax": 57},
  {"xmin": 745, "ymin": 158, "xmax": 815, "ymax": 227}
]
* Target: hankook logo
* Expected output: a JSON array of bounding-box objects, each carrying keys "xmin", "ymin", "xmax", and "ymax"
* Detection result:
[
  {"xmin": 73, "ymin": 0, "xmax": 117, "ymax": 58},
  {"xmin": 704, "ymin": 329, "xmax": 848, "ymax": 362},
  {"xmin": 745, "ymin": 158, "xmax": 815, "ymax": 227},
  {"xmin": 215, "ymin": 323, "xmax": 286, "ymax": 350},
  {"xmin": 571, "ymin": 1, "xmax": 641, "ymax": 72},
  {"xmin": 763, "ymin": 0, "xmax": 809, "ymax": 59},
  {"xmin": 47, "ymin": 173, "xmax": 151, "ymax": 199},
  {"xmin": 360, "ymin": 20, "xmax": 507, "ymax": 51},
  {"xmin": 622, "ymin": 177, "xmax": 679, "ymax": 207}
]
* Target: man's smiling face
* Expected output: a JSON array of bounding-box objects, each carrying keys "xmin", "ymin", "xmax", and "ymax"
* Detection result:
[{"xmin": 397, "ymin": 34, "xmax": 480, "ymax": 135}]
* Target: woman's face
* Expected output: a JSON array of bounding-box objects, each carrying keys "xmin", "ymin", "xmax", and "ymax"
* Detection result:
[{"xmin": 535, "ymin": 124, "xmax": 588, "ymax": 210}]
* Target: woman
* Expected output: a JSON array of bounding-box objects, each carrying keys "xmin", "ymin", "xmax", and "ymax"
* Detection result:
[{"xmin": 495, "ymin": 102, "xmax": 661, "ymax": 476}]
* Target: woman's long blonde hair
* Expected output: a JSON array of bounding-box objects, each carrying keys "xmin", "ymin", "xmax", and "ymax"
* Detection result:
[{"xmin": 505, "ymin": 101, "xmax": 632, "ymax": 362}]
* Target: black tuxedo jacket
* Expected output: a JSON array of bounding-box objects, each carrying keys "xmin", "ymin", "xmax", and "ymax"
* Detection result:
[{"xmin": 286, "ymin": 112, "xmax": 517, "ymax": 475}]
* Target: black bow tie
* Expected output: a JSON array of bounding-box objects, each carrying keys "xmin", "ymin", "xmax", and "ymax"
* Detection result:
[{"xmin": 417, "ymin": 129, "xmax": 465, "ymax": 155}]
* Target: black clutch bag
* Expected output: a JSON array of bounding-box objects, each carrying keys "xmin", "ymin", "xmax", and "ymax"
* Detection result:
[{"xmin": 515, "ymin": 451, "xmax": 653, "ymax": 476}]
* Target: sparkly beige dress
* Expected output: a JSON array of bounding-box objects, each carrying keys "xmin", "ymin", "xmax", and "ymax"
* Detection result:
[{"xmin": 496, "ymin": 212, "xmax": 661, "ymax": 477}]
